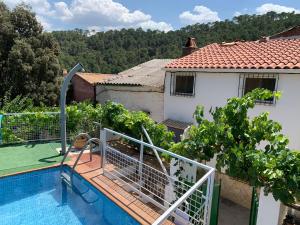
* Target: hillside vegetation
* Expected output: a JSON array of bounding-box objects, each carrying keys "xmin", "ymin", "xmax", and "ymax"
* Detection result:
[
  {"xmin": 1, "ymin": 0, "xmax": 300, "ymax": 106},
  {"xmin": 53, "ymin": 12, "xmax": 300, "ymax": 73}
]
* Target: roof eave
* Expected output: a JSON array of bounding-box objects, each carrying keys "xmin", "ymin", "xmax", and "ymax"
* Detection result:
[
  {"xmin": 96, "ymin": 83, "xmax": 142, "ymax": 86},
  {"xmin": 164, "ymin": 67, "xmax": 300, "ymax": 74}
]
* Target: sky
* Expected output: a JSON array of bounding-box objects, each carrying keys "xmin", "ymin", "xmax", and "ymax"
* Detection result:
[{"xmin": 3, "ymin": 0, "xmax": 300, "ymax": 32}]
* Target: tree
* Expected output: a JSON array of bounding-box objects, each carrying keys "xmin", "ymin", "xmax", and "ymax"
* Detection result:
[
  {"xmin": 52, "ymin": 12, "xmax": 300, "ymax": 74},
  {"xmin": 0, "ymin": 3, "xmax": 61, "ymax": 105},
  {"xmin": 171, "ymin": 89, "xmax": 300, "ymax": 206}
]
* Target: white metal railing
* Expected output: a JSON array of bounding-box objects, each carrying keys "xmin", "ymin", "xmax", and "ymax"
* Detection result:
[{"xmin": 101, "ymin": 128, "xmax": 215, "ymax": 225}]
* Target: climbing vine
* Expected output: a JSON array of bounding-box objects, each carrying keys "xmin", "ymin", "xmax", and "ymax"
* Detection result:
[{"xmin": 171, "ymin": 89, "xmax": 300, "ymax": 206}]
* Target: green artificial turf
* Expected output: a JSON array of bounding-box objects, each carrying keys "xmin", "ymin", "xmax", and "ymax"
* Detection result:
[{"xmin": 0, "ymin": 142, "xmax": 65, "ymax": 176}]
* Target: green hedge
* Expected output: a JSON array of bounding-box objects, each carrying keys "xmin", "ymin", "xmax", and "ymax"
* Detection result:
[{"xmin": 0, "ymin": 101, "xmax": 174, "ymax": 149}]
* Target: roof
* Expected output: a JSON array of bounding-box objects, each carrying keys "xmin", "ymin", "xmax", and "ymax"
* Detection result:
[
  {"xmin": 165, "ymin": 39, "xmax": 300, "ymax": 70},
  {"xmin": 98, "ymin": 59, "xmax": 173, "ymax": 88},
  {"xmin": 162, "ymin": 119, "xmax": 192, "ymax": 130},
  {"xmin": 75, "ymin": 73, "xmax": 115, "ymax": 85},
  {"xmin": 270, "ymin": 25, "xmax": 300, "ymax": 39}
]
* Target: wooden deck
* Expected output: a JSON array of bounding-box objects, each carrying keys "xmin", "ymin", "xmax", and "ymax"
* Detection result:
[{"xmin": 67, "ymin": 152, "xmax": 174, "ymax": 225}]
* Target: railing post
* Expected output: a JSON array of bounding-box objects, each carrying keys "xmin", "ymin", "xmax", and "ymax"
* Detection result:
[
  {"xmin": 152, "ymin": 169, "xmax": 215, "ymax": 225},
  {"xmin": 100, "ymin": 129, "xmax": 107, "ymax": 172},
  {"xmin": 138, "ymin": 136, "xmax": 144, "ymax": 196},
  {"xmin": 206, "ymin": 171, "xmax": 215, "ymax": 224}
]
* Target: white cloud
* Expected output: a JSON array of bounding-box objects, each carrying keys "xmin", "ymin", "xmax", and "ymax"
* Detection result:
[
  {"xmin": 4, "ymin": 0, "xmax": 54, "ymax": 15},
  {"xmin": 256, "ymin": 3, "xmax": 300, "ymax": 14},
  {"xmin": 67, "ymin": 0, "xmax": 150, "ymax": 26},
  {"xmin": 57, "ymin": 0, "xmax": 172, "ymax": 32},
  {"xmin": 54, "ymin": 2, "xmax": 73, "ymax": 20},
  {"xmin": 36, "ymin": 15, "xmax": 52, "ymax": 31},
  {"xmin": 234, "ymin": 11, "xmax": 242, "ymax": 17},
  {"xmin": 3, "ymin": 0, "xmax": 173, "ymax": 32},
  {"xmin": 179, "ymin": 5, "xmax": 220, "ymax": 25},
  {"xmin": 139, "ymin": 21, "xmax": 173, "ymax": 32}
]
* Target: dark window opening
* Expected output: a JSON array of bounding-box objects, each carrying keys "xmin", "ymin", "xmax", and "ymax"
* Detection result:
[
  {"xmin": 243, "ymin": 76, "xmax": 277, "ymax": 104},
  {"xmin": 171, "ymin": 73, "xmax": 195, "ymax": 96}
]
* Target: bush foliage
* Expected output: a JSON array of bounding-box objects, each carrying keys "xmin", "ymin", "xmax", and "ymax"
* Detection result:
[{"xmin": 0, "ymin": 100, "xmax": 174, "ymax": 149}]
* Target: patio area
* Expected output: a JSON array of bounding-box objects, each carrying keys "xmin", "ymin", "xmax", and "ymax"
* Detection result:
[{"xmin": 0, "ymin": 109, "xmax": 215, "ymax": 225}]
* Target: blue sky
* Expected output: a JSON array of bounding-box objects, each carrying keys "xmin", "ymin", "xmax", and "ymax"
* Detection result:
[{"xmin": 3, "ymin": 0, "xmax": 300, "ymax": 32}]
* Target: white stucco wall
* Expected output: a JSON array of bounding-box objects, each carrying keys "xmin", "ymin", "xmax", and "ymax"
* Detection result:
[
  {"xmin": 256, "ymin": 191, "xmax": 281, "ymax": 225},
  {"xmin": 164, "ymin": 71, "xmax": 300, "ymax": 150},
  {"xmin": 96, "ymin": 85, "xmax": 164, "ymax": 122}
]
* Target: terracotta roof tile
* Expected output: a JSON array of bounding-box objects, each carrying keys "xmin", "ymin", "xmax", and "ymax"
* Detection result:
[
  {"xmin": 76, "ymin": 73, "xmax": 115, "ymax": 84},
  {"xmin": 166, "ymin": 39, "xmax": 300, "ymax": 70}
]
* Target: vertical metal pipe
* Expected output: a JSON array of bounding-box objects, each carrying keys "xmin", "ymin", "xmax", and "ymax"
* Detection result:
[
  {"xmin": 100, "ymin": 129, "xmax": 107, "ymax": 173},
  {"xmin": 138, "ymin": 136, "xmax": 144, "ymax": 196},
  {"xmin": 206, "ymin": 171, "xmax": 215, "ymax": 224},
  {"xmin": 60, "ymin": 63, "xmax": 84, "ymax": 154}
]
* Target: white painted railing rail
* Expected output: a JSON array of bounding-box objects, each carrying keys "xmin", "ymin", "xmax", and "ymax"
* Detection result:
[
  {"xmin": 101, "ymin": 128, "xmax": 215, "ymax": 225},
  {"xmin": 153, "ymin": 168, "xmax": 215, "ymax": 225}
]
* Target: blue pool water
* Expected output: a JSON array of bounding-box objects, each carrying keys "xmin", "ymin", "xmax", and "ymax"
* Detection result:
[{"xmin": 0, "ymin": 166, "xmax": 140, "ymax": 225}]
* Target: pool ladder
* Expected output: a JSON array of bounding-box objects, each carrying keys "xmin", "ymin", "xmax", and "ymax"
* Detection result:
[{"xmin": 60, "ymin": 133, "xmax": 101, "ymax": 186}]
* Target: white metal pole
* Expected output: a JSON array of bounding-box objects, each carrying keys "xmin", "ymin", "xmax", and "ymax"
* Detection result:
[
  {"xmin": 152, "ymin": 169, "xmax": 215, "ymax": 225},
  {"xmin": 142, "ymin": 126, "xmax": 169, "ymax": 176},
  {"xmin": 138, "ymin": 136, "xmax": 144, "ymax": 196},
  {"xmin": 100, "ymin": 129, "xmax": 107, "ymax": 172},
  {"xmin": 206, "ymin": 171, "xmax": 215, "ymax": 224}
]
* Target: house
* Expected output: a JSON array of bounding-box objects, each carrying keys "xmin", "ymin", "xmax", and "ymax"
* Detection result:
[
  {"xmin": 71, "ymin": 73, "xmax": 115, "ymax": 102},
  {"xmin": 164, "ymin": 37, "xmax": 300, "ymax": 225},
  {"xmin": 96, "ymin": 59, "xmax": 173, "ymax": 122},
  {"xmin": 164, "ymin": 38, "xmax": 300, "ymax": 151},
  {"xmin": 269, "ymin": 25, "xmax": 300, "ymax": 40}
]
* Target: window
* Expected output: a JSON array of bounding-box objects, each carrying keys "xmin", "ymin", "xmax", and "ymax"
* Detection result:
[
  {"xmin": 239, "ymin": 74, "xmax": 279, "ymax": 104},
  {"xmin": 171, "ymin": 72, "xmax": 196, "ymax": 96}
]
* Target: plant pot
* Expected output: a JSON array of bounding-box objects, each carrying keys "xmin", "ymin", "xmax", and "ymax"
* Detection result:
[{"xmin": 74, "ymin": 136, "xmax": 88, "ymax": 149}]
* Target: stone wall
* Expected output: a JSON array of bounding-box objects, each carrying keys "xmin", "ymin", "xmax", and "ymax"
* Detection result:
[{"xmin": 216, "ymin": 172, "xmax": 254, "ymax": 209}]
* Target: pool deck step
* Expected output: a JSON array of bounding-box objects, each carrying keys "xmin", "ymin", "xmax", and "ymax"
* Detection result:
[{"xmin": 61, "ymin": 172, "xmax": 72, "ymax": 186}]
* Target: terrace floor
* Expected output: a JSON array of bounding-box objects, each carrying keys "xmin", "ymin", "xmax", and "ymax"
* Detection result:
[
  {"xmin": 67, "ymin": 152, "xmax": 173, "ymax": 225},
  {"xmin": 0, "ymin": 142, "xmax": 64, "ymax": 176}
]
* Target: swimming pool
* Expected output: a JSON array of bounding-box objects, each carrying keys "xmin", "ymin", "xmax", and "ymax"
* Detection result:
[{"xmin": 0, "ymin": 166, "xmax": 140, "ymax": 225}]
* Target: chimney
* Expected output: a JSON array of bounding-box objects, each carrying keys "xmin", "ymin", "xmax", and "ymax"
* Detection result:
[
  {"xmin": 182, "ymin": 37, "xmax": 198, "ymax": 56},
  {"xmin": 259, "ymin": 36, "xmax": 269, "ymax": 43}
]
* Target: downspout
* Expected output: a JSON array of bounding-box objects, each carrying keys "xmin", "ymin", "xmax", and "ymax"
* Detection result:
[
  {"xmin": 93, "ymin": 84, "xmax": 97, "ymax": 106},
  {"xmin": 60, "ymin": 63, "xmax": 84, "ymax": 154}
]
